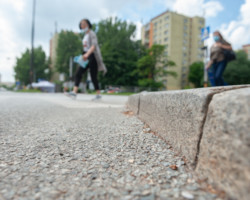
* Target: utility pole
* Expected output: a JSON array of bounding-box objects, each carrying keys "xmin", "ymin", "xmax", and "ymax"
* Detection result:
[
  {"xmin": 55, "ymin": 21, "xmax": 58, "ymax": 33},
  {"xmin": 201, "ymin": 10, "xmax": 209, "ymax": 88},
  {"xmin": 69, "ymin": 56, "xmax": 73, "ymax": 90},
  {"xmin": 202, "ymin": 46, "xmax": 208, "ymax": 87},
  {"xmin": 30, "ymin": 0, "xmax": 36, "ymax": 85}
]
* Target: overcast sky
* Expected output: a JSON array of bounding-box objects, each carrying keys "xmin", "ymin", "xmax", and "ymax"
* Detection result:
[{"xmin": 0, "ymin": 0, "xmax": 249, "ymax": 82}]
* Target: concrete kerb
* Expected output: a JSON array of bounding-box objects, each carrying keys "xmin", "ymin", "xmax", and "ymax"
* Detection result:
[
  {"xmin": 196, "ymin": 87, "xmax": 250, "ymax": 200},
  {"xmin": 127, "ymin": 85, "xmax": 250, "ymax": 199},
  {"xmin": 126, "ymin": 93, "xmax": 140, "ymax": 115}
]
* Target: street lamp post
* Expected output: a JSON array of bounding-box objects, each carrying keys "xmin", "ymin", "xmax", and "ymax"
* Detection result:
[
  {"xmin": 69, "ymin": 56, "xmax": 73, "ymax": 90},
  {"xmin": 30, "ymin": 0, "xmax": 36, "ymax": 85}
]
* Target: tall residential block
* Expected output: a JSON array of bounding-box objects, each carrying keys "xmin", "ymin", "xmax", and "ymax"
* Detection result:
[{"xmin": 141, "ymin": 11, "xmax": 205, "ymax": 90}]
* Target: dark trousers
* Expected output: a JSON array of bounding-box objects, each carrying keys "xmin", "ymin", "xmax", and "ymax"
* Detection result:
[
  {"xmin": 74, "ymin": 53, "xmax": 99, "ymax": 90},
  {"xmin": 212, "ymin": 60, "xmax": 227, "ymax": 86}
]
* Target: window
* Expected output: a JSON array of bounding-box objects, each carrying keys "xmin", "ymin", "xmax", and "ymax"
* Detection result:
[
  {"xmin": 162, "ymin": 80, "xmax": 167, "ymax": 86},
  {"xmin": 165, "ymin": 16, "xmax": 169, "ymax": 21},
  {"xmin": 145, "ymin": 24, "xmax": 150, "ymax": 31},
  {"xmin": 164, "ymin": 30, "xmax": 168, "ymax": 35},
  {"xmin": 164, "ymin": 37, "xmax": 168, "ymax": 42},
  {"xmin": 184, "ymin": 18, "xmax": 188, "ymax": 23},
  {"xmin": 154, "ymin": 22, "xmax": 158, "ymax": 26},
  {"xmin": 182, "ymin": 80, "xmax": 186, "ymax": 87},
  {"xmin": 166, "ymin": 23, "xmax": 169, "ymax": 28},
  {"xmin": 164, "ymin": 66, "xmax": 168, "ymax": 70},
  {"xmin": 197, "ymin": 54, "xmax": 203, "ymax": 59}
]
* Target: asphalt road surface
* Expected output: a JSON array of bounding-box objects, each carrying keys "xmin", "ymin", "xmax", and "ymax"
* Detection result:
[{"xmin": 0, "ymin": 92, "xmax": 222, "ymax": 200}]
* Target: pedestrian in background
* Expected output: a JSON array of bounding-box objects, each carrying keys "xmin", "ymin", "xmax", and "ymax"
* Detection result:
[
  {"xmin": 206, "ymin": 31, "xmax": 232, "ymax": 86},
  {"xmin": 68, "ymin": 19, "xmax": 107, "ymax": 100}
]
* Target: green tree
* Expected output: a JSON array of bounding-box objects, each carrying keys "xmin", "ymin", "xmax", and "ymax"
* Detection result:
[
  {"xmin": 134, "ymin": 44, "xmax": 176, "ymax": 89},
  {"xmin": 188, "ymin": 61, "xmax": 204, "ymax": 88},
  {"xmin": 14, "ymin": 46, "xmax": 49, "ymax": 85},
  {"xmin": 56, "ymin": 31, "xmax": 82, "ymax": 78},
  {"xmin": 224, "ymin": 50, "xmax": 250, "ymax": 85},
  {"xmin": 96, "ymin": 17, "xmax": 143, "ymax": 87}
]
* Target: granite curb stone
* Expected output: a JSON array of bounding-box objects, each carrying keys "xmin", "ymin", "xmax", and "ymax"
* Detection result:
[
  {"xmin": 127, "ymin": 85, "xmax": 250, "ymax": 199},
  {"xmin": 196, "ymin": 87, "xmax": 250, "ymax": 200}
]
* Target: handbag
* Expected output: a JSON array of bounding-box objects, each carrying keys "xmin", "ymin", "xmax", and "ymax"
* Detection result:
[{"xmin": 223, "ymin": 49, "xmax": 236, "ymax": 62}]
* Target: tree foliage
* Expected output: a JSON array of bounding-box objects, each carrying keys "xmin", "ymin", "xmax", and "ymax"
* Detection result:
[
  {"xmin": 14, "ymin": 46, "xmax": 49, "ymax": 85},
  {"xmin": 54, "ymin": 18, "xmax": 177, "ymax": 89},
  {"xmin": 96, "ymin": 17, "xmax": 143, "ymax": 87},
  {"xmin": 224, "ymin": 50, "xmax": 250, "ymax": 85},
  {"xmin": 56, "ymin": 31, "xmax": 82, "ymax": 77},
  {"xmin": 188, "ymin": 61, "xmax": 204, "ymax": 88},
  {"xmin": 134, "ymin": 44, "xmax": 176, "ymax": 89}
]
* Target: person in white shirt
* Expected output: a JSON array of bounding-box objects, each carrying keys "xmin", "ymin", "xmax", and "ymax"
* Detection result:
[{"xmin": 68, "ymin": 19, "xmax": 107, "ymax": 100}]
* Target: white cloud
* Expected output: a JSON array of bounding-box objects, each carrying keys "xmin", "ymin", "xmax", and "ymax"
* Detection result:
[
  {"xmin": 173, "ymin": 0, "xmax": 202, "ymax": 16},
  {"xmin": 132, "ymin": 21, "xmax": 143, "ymax": 41},
  {"xmin": 173, "ymin": 0, "xmax": 223, "ymax": 18},
  {"xmin": 0, "ymin": 0, "xmax": 27, "ymax": 83},
  {"xmin": 1, "ymin": 0, "xmax": 25, "ymax": 13},
  {"xmin": 203, "ymin": 1, "xmax": 224, "ymax": 17},
  {"xmin": 241, "ymin": 0, "xmax": 250, "ymax": 25},
  {"xmin": 220, "ymin": 0, "xmax": 250, "ymax": 49}
]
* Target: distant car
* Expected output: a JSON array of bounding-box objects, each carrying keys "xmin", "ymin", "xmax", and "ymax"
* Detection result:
[{"xmin": 107, "ymin": 87, "xmax": 120, "ymax": 94}]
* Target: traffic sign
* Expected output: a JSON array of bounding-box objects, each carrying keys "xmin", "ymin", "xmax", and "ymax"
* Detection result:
[{"xmin": 201, "ymin": 26, "xmax": 210, "ymax": 41}]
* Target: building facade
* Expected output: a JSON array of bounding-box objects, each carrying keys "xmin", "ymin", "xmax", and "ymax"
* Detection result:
[
  {"xmin": 49, "ymin": 33, "xmax": 60, "ymax": 82},
  {"xmin": 141, "ymin": 11, "xmax": 205, "ymax": 90},
  {"xmin": 243, "ymin": 44, "xmax": 250, "ymax": 60}
]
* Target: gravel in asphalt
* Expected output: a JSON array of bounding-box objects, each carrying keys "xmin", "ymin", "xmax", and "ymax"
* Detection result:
[{"xmin": 0, "ymin": 93, "xmax": 224, "ymax": 200}]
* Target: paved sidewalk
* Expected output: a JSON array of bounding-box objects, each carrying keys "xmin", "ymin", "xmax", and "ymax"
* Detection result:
[{"xmin": 0, "ymin": 93, "xmax": 222, "ymax": 199}]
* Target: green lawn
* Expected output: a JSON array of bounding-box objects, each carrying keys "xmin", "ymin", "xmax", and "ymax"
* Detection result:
[
  {"xmin": 16, "ymin": 89, "xmax": 41, "ymax": 93},
  {"xmin": 102, "ymin": 92, "xmax": 135, "ymax": 96}
]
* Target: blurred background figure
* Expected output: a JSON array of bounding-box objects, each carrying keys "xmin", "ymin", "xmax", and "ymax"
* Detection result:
[
  {"xmin": 206, "ymin": 31, "xmax": 233, "ymax": 86},
  {"xmin": 67, "ymin": 19, "xmax": 107, "ymax": 100}
]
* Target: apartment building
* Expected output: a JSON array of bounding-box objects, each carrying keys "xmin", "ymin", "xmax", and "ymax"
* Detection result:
[
  {"xmin": 49, "ymin": 33, "xmax": 60, "ymax": 82},
  {"xmin": 141, "ymin": 11, "xmax": 205, "ymax": 90},
  {"xmin": 243, "ymin": 44, "xmax": 250, "ymax": 60}
]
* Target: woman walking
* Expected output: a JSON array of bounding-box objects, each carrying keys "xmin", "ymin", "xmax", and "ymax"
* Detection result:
[
  {"xmin": 206, "ymin": 31, "xmax": 232, "ymax": 86},
  {"xmin": 68, "ymin": 19, "xmax": 107, "ymax": 99}
]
